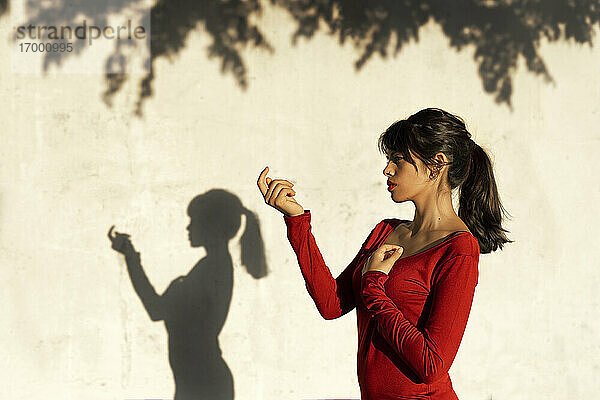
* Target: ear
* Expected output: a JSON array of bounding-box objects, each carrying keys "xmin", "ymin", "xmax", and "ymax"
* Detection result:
[
  {"xmin": 433, "ymin": 152, "xmax": 449, "ymax": 165},
  {"xmin": 427, "ymin": 152, "xmax": 451, "ymax": 180}
]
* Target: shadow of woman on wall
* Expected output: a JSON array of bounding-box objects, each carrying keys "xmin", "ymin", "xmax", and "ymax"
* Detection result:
[{"xmin": 108, "ymin": 189, "xmax": 267, "ymax": 400}]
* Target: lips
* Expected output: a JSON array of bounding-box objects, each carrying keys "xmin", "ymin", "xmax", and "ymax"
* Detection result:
[{"xmin": 387, "ymin": 181, "xmax": 397, "ymax": 191}]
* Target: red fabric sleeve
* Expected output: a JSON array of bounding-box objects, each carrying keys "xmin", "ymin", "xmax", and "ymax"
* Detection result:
[
  {"xmin": 284, "ymin": 210, "xmax": 382, "ymax": 320},
  {"xmin": 360, "ymin": 254, "xmax": 478, "ymax": 384}
]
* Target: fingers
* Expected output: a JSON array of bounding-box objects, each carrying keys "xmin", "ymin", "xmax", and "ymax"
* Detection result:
[
  {"xmin": 375, "ymin": 244, "xmax": 403, "ymax": 256},
  {"xmin": 378, "ymin": 244, "xmax": 404, "ymax": 251},
  {"xmin": 257, "ymin": 166, "xmax": 269, "ymax": 196},
  {"xmin": 265, "ymin": 180, "xmax": 294, "ymax": 203},
  {"xmin": 107, "ymin": 226, "xmax": 130, "ymax": 240},
  {"xmin": 385, "ymin": 248, "xmax": 404, "ymax": 262},
  {"xmin": 361, "ymin": 245, "xmax": 405, "ymax": 276},
  {"xmin": 266, "ymin": 182, "xmax": 296, "ymax": 206},
  {"xmin": 258, "ymin": 166, "xmax": 295, "ymax": 198},
  {"xmin": 373, "ymin": 244, "xmax": 403, "ymax": 262},
  {"xmin": 264, "ymin": 179, "xmax": 295, "ymax": 205},
  {"xmin": 275, "ymin": 187, "xmax": 297, "ymax": 206},
  {"xmin": 258, "ymin": 167, "xmax": 300, "ymax": 212}
]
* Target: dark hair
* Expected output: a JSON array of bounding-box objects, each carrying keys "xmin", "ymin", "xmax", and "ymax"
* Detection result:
[{"xmin": 377, "ymin": 108, "xmax": 512, "ymax": 254}]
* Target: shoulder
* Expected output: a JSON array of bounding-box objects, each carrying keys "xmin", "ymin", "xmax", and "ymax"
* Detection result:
[
  {"xmin": 444, "ymin": 233, "xmax": 480, "ymax": 258},
  {"xmin": 439, "ymin": 232, "xmax": 479, "ymax": 263},
  {"xmin": 357, "ymin": 218, "xmax": 392, "ymax": 250},
  {"xmin": 432, "ymin": 236, "xmax": 480, "ymax": 279},
  {"xmin": 425, "ymin": 233, "xmax": 480, "ymax": 281},
  {"xmin": 359, "ymin": 218, "xmax": 406, "ymax": 250},
  {"xmin": 430, "ymin": 239, "xmax": 480, "ymax": 285}
]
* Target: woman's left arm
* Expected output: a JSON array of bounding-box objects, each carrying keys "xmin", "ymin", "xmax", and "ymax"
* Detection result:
[{"xmin": 361, "ymin": 254, "xmax": 478, "ymax": 384}]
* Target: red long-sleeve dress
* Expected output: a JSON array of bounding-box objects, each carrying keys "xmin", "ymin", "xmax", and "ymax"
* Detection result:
[{"xmin": 283, "ymin": 210, "xmax": 480, "ymax": 400}]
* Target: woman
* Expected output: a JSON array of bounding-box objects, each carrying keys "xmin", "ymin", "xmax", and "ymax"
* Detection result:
[{"xmin": 256, "ymin": 108, "xmax": 511, "ymax": 399}]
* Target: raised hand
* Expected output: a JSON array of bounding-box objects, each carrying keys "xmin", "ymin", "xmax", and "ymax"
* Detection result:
[
  {"xmin": 108, "ymin": 225, "xmax": 137, "ymax": 256},
  {"xmin": 257, "ymin": 166, "xmax": 304, "ymax": 217}
]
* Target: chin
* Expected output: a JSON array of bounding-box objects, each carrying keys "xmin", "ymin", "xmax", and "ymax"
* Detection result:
[{"xmin": 391, "ymin": 193, "xmax": 407, "ymax": 203}]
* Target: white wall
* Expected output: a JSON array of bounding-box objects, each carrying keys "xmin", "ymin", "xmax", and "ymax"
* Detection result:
[{"xmin": 2, "ymin": 4, "xmax": 599, "ymax": 400}]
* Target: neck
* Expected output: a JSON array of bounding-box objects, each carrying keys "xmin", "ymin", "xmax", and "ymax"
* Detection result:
[
  {"xmin": 407, "ymin": 188, "xmax": 458, "ymax": 235},
  {"xmin": 204, "ymin": 242, "xmax": 230, "ymax": 257}
]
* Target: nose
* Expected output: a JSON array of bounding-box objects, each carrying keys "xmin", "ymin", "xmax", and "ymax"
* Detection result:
[{"xmin": 383, "ymin": 160, "xmax": 394, "ymax": 177}]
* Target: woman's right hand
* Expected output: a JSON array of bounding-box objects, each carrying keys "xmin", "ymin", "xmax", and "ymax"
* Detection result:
[
  {"xmin": 108, "ymin": 225, "xmax": 137, "ymax": 256},
  {"xmin": 257, "ymin": 166, "xmax": 305, "ymax": 217}
]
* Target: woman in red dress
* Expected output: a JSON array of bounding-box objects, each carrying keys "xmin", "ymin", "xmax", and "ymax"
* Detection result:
[{"xmin": 257, "ymin": 108, "xmax": 511, "ymax": 399}]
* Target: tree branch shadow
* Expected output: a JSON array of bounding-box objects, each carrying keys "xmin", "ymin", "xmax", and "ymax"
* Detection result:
[
  {"xmin": 273, "ymin": 0, "xmax": 600, "ymax": 109},
  {"xmin": 104, "ymin": 0, "xmax": 274, "ymax": 116},
  {"xmin": 10, "ymin": 0, "xmax": 600, "ymax": 115}
]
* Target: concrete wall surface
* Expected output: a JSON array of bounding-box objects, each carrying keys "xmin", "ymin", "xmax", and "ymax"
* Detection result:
[{"xmin": 1, "ymin": 2, "xmax": 599, "ymax": 399}]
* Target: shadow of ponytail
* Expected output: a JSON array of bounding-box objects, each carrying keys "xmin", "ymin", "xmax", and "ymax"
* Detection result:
[{"xmin": 240, "ymin": 208, "xmax": 268, "ymax": 278}]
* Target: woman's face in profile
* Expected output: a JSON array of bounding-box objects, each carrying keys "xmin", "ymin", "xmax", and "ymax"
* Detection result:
[
  {"xmin": 383, "ymin": 150, "xmax": 432, "ymax": 203},
  {"xmin": 187, "ymin": 215, "xmax": 205, "ymax": 247}
]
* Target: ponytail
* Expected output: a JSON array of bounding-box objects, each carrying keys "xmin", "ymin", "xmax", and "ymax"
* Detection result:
[
  {"xmin": 379, "ymin": 108, "xmax": 513, "ymax": 254},
  {"xmin": 240, "ymin": 208, "xmax": 268, "ymax": 278},
  {"xmin": 459, "ymin": 142, "xmax": 513, "ymax": 253}
]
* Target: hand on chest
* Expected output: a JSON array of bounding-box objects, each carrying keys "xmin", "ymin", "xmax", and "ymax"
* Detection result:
[{"xmin": 354, "ymin": 255, "xmax": 435, "ymax": 323}]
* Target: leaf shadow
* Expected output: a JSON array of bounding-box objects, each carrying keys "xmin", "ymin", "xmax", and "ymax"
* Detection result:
[{"xmin": 10, "ymin": 0, "xmax": 600, "ymax": 114}]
